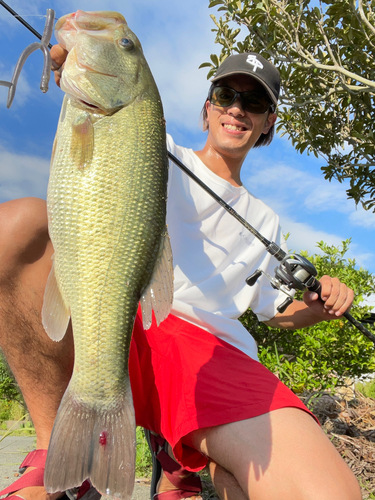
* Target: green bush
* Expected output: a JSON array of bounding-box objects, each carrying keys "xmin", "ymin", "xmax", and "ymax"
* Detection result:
[
  {"xmin": 0, "ymin": 350, "xmax": 22, "ymax": 402},
  {"xmin": 0, "ymin": 400, "xmax": 11, "ymax": 421},
  {"xmin": 240, "ymin": 240, "xmax": 375, "ymax": 393},
  {"xmin": 0, "ymin": 400, "xmax": 25, "ymax": 421}
]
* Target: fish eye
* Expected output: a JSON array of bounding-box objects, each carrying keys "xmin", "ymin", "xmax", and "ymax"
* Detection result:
[{"xmin": 119, "ymin": 38, "xmax": 134, "ymax": 50}]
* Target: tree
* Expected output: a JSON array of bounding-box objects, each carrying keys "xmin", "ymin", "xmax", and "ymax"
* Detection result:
[
  {"xmin": 239, "ymin": 240, "xmax": 375, "ymax": 392},
  {"xmin": 202, "ymin": 0, "xmax": 375, "ymax": 211}
]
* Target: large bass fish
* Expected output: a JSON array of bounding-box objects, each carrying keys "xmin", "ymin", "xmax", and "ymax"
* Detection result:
[{"xmin": 42, "ymin": 10, "xmax": 173, "ymax": 500}]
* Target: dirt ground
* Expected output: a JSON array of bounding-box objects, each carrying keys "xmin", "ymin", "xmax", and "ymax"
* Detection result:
[{"xmin": 300, "ymin": 390, "xmax": 375, "ymax": 499}]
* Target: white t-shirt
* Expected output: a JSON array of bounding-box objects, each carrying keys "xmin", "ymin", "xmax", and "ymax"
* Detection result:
[{"xmin": 166, "ymin": 135, "xmax": 289, "ymax": 360}]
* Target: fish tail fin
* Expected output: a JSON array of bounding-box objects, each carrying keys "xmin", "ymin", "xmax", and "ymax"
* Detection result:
[{"xmin": 44, "ymin": 381, "xmax": 136, "ymax": 500}]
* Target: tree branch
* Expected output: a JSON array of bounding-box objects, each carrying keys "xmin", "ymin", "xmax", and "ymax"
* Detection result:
[
  {"xmin": 358, "ymin": 0, "xmax": 375, "ymax": 37},
  {"xmin": 315, "ymin": 16, "xmax": 340, "ymax": 68},
  {"xmin": 289, "ymin": 59, "xmax": 375, "ymax": 88}
]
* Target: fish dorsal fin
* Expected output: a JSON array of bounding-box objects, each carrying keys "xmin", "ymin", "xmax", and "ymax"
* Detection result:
[
  {"xmin": 71, "ymin": 112, "xmax": 94, "ymax": 169},
  {"xmin": 140, "ymin": 228, "xmax": 174, "ymax": 329},
  {"xmin": 42, "ymin": 258, "xmax": 71, "ymax": 341}
]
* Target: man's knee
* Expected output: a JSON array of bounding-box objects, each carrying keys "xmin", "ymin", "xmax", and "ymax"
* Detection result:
[{"xmin": 0, "ymin": 198, "xmax": 51, "ymax": 275}]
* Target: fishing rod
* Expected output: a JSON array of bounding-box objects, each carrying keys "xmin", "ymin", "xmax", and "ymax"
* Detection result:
[{"xmin": 4, "ymin": 4, "xmax": 375, "ymax": 344}]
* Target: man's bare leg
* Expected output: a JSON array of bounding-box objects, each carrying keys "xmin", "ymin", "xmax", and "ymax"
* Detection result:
[
  {"xmin": 208, "ymin": 462, "xmax": 246, "ymax": 500},
  {"xmin": 0, "ymin": 198, "xmax": 74, "ymax": 500},
  {"xmin": 185, "ymin": 408, "xmax": 361, "ymax": 500}
]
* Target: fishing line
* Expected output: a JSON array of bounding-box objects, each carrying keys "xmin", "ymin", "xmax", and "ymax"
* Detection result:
[
  {"xmin": 0, "ymin": 0, "xmax": 54, "ymax": 49},
  {"xmin": 0, "ymin": 2, "xmax": 54, "ymax": 107},
  {"xmin": 4, "ymin": 5, "xmax": 375, "ymax": 344}
]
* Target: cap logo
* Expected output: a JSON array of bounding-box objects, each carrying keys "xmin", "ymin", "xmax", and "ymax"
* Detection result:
[{"xmin": 246, "ymin": 54, "xmax": 263, "ymax": 73}]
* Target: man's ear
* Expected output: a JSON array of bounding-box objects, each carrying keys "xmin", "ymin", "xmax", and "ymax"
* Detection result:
[
  {"xmin": 205, "ymin": 99, "xmax": 211, "ymax": 125},
  {"xmin": 263, "ymin": 112, "xmax": 277, "ymax": 134}
]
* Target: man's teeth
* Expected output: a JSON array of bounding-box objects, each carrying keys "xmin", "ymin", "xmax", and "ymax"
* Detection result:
[{"xmin": 223, "ymin": 124, "xmax": 245, "ymax": 131}]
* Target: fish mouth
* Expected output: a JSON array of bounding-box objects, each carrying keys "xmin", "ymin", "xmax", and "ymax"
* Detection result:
[
  {"xmin": 55, "ymin": 10, "xmax": 133, "ymax": 114},
  {"xmin": 80, "ymin": 100, "xmax": 99, "ymax": 109},
  {"xmin": 55, "ymin": 11, "xmax": 127, "ymax": 43}
]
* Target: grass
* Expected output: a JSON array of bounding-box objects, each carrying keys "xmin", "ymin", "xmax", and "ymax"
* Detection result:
[
  {"xmin": 135, "ymin": 427, "xmax": 152, "ymax": 478},
  {"xmin": 355, "ymin": 378, "xmax": 375, "ymax": 399},
  {"xmin": 0, "ymin": 416, "xmax": 35, "ymax": 439},
  {"xmin": 0, "ymin": 398, "xmax": 35, "ymax": 437},
  {"xmin": 359, "ymin": 478, "xmax": 375, "ymax": 499}
]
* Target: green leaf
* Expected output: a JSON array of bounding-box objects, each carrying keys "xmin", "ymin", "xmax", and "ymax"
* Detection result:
[
  {"xmin": 209, "ymin": 0, "xmax": 226, "ymax": 7},
  {"xmin": 210, "ymin": 54, "xmax": 220, "ymax": 66},
  {"xmin": 198, "ymin": 62, "xmax": 214, "ymax": 69}
]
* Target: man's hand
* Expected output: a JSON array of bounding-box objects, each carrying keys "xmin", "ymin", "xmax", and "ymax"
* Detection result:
[
  {"xmin": 50, "ymin": 44, "xmax": 68, "ymax": 87},
  {"xmin": 303, "ymin": 275, "xmax": 354, "ymax": 320},
  {"xmin": 265, "ymin": 275, "xmax": 354, "ymax": 330}
]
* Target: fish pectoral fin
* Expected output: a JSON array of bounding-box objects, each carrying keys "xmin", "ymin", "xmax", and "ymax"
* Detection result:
[
  {"xmin": 42, "ymin": 259, "xmax": 71, "ymax": 341},
  {"xmin": 140, "ymin": 227, "xmax": 174, "ymax": 329},
  {"xmin": 71, "ymin": 112, "xmax": 94, "ymax": 169}
]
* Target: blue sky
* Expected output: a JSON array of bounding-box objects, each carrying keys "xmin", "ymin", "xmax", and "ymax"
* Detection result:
[{"xmin": 0, "ymin": 0, "xmax": 374, "ymax": 307}]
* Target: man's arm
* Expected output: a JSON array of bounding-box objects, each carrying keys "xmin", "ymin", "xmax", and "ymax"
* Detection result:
[{"xmin": 264, "ymin": 275, "xmax": 354, "ymax": 329}]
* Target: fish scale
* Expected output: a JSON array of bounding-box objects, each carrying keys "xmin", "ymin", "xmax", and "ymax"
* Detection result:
[
  {"xmin": 49, "ymin": 96, "xmax": 166, "ymax": 395},
  {"xmin": 42, "ymin": 10, "xmax": 172, "ymax": 500}
]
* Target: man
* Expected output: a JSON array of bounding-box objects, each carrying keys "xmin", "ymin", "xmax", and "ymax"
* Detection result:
[{"xmin": 0, "ymin": 48, "xmax": 360, "ymax": 500}]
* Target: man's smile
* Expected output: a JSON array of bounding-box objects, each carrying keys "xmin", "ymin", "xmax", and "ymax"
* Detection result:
[{"xmin": 222, "ymin": 122, "xmax": 249, "ymax": 132}]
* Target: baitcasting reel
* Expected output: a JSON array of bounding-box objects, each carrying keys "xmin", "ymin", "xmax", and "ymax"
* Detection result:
[{"xmin": 246, "ymin": 253, "xmax": 320, "ymax": 313}]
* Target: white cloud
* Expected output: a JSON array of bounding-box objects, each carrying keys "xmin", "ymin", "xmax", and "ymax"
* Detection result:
[
  {"xmin": 246, "ymin": 161, "xmax": 350, "ymax": 213},
  {"xmin": 243, "ymin": 158, "xmax": 375, "ymax": 269},
  {"xmin": 349, "ymin": 207, "xmax": 375, "ymax": 229},
  {"xmin": 278, "ymin": 215, "xmax": 343, "ymax": 255},
  {"xmin": 355, "ymin": 252, "xmax": 375, "ymax": 270},
  {"xmin": 0, "ymin": 147, "xmax": 49, "ymax": 203},
  {"xmin": 276, "ymin": 216, "xmax": 374, "ymax": 274},
  {"xmin": 244, "ymin": 159, "xmax": 374, "ymax": 229}
]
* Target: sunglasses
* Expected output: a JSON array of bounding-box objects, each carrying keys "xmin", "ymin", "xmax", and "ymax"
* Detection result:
[{"xmin": 209, "ymin": 86, "xmax": 275, "ymax": 114}]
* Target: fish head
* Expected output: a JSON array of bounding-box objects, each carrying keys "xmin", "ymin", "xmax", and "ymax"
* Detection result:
[{"xmin": 55, "ymin": 11, "xmax": 150, "ymax": 114}]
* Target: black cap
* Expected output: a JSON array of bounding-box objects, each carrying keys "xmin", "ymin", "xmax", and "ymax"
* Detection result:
[{"xmin": 211, "ymin": 52, "xmax": 280, "ymax": 106}]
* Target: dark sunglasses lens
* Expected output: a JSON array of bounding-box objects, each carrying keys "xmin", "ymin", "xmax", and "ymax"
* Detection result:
[
  {"xmin": 210, "ymin": 87, "xmax": 236, "ymax": 107},
  {"xmin": 242, "ymin": 93, "xmax": 271, "ymax": 114},
  {"xmin": 210, "ymin": 87, "xmax": 272, "ymax": 114}
]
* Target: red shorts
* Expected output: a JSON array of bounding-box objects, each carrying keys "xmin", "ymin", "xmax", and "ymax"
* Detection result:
[{"xmin": 129, "ymin": 308, "xmax": 317, "ymax": 471}]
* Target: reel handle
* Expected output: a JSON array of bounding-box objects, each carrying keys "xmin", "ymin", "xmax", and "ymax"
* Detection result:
[{"xmin": 306, "ymin": 277, "xmax": 375, "ymax": 344}]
